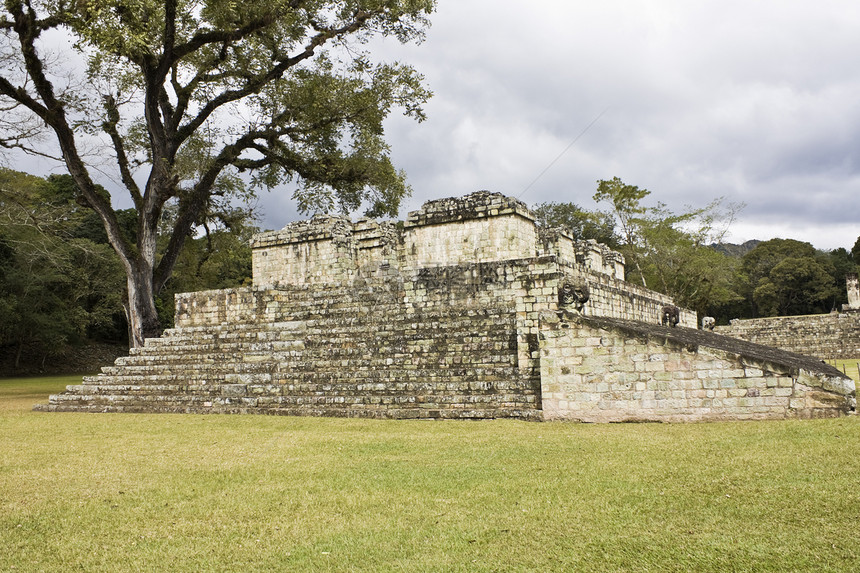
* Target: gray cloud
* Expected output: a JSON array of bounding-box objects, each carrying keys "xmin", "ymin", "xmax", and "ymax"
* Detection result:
[
  {"xmin": 9, "ymin": 1, "xmax": 855, "ymax": 249},
  {"xmin": 262, "ymin": 0, "xmax": 859, "ymax": 249}
]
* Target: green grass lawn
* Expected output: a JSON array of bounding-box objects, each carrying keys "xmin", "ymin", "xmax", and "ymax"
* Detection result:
[{"xmin": 2, "ymin": 375, "xmax": 859, "ymax": 572}]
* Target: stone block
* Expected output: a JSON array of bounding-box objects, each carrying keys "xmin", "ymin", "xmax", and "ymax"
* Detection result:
[{"xmin": 222, "ymin": 384, "xmax": 247, "ymax": 397}]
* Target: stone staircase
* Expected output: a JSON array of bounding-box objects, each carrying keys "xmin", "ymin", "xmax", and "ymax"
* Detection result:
[{"xmin": 36, "ymin": 290, "xmax": 541, "ymax": 420}]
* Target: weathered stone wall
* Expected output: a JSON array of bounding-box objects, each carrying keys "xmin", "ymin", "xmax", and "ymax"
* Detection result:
[
  {"xmin": 250, "ymin": 191, "xmax": 695, "ymax": 327},
  {"xmin": 178, "ymin": 254, "xmax": 695, "ymax": 376},
  {"xmin": 250, "ymin": 192, "xmax": 541, "ymax": 287},
  {"xmin": 250, "ymin": 215, "xmax": 401, "ymax": 287},
  {"xmin": 541, "ymin": 313, "xmax": 855, "ymax": 422},
  {"xmin": 177, "ymin": 257, "xmax": 562, "ymax": 380},
  {"xmin": 558, "ymin": 261, "xmax": 690, "ymax": 326},
  {"xmin": 715, "ymin": 312, "xmax": 860, "ymax": 360},
  {"xmin": 403, "ymin": 194, "xmax": 538, "ymax": 267}
]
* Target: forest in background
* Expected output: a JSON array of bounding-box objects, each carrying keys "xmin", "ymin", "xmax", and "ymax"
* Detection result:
[
  {"xmin": 0, "ymin": 168, "xmax": 253, "ymax": 374},
  {"xmin": 1, "ymin": 170, "xmax": 857, "ymax": 374},
  {"xmin": 533, "ymin": 177, "xmax": 858, "ymax": 326}
]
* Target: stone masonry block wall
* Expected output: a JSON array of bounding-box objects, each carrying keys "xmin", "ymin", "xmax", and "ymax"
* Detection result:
[
  {"xmin": 715, "ymin": 312, "xmax": 860, "ymax": 360},
  {"xmin": 247, "ymin": 191, "xmax": 689, "ymax": 333},
  {"xmin": 404, "ymin": 215, "xmax": 537, "ymax": 267},
  {"xmin": 400, "ymin": 257, "xmax": 561, "ymax": 376},
  {"xmin": 540, "ymin": 314, "xmax": 855, "ymax": 422},
  {"xmin": 403, "ymin": 189, "xmax": 538, "ymax": 267},
  {"xmin": 537, "ymin": 230, "xmax": 624, "ymax": 280},
  {"xmin": 251, "ymin": 215, "xmax": 357, "ymax": 287},
  {"xmin": 352, "ymin": 218, "xmax": 400, "ymax": 271},
  {"xmin": 179, "ymin": 256, "xmax": 563, "ymax": 378},
  {"xmin": 178, "ymin": 254, "xmax": 692, "ymax": 377}
]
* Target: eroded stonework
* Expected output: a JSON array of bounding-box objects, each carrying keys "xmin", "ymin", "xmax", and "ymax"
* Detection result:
[{"xmin": 36, "ymin": 191, "xmax": 855, "ymax": 421}]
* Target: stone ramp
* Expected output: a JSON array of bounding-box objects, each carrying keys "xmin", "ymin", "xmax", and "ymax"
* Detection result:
[
  {"xmin": 35, "ymin": 295, "xmax": 540, "ymax": 420},
  {"xmin": 539, "ymin": 313, "xmax": 856, "ymax": 423}
]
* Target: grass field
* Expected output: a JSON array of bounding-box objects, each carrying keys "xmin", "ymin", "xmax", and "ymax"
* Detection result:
[{"xmin": 2, "ymin": 375, "xmax": 859, "ymax": 572}]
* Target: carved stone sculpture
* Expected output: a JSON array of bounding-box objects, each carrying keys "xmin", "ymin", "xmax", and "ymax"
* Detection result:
[
  {"xmin": 559, "ymin": 281, "xmax": 590, "ymax": 312},
  {"xmin": 661, "ymin": 304, "xmax": 680, "ymax": 327},
  {"xmin": 845, "ymin": 273, "xmax": 860, "ymax": 311},
  {"xmin": 702, "ymin": 316, "xmax": 715, "ymax": 331}
]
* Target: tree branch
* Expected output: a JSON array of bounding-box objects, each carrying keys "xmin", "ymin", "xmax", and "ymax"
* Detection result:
[
  {"xmin": 0, "ymin": 75, "xmax": 50, "ymax": 122},
  {"xmin": 3, "ymin": 1, "xmax": 136, "ymax": 268},
  {"xmin": 0, "ymin": 137, "xmax": 62, "ymax": 161},
  {"xmin": 153, "ymin": 129, "xmax": 264, "ymax": 291},
  {"xmin": 101, "ymin": 94, "xmax": 143, "ymax": 207},
  {"xmin": 172, "ymin": 9, "xmax": 377, "ymax": 150}
]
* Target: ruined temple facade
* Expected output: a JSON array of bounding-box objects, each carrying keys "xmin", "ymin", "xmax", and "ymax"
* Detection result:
[{"xmin": 37, "ymin": 192, "xmax": 855, "ymax": 421}]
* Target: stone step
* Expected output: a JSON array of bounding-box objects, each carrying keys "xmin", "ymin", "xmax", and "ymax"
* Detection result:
[
  {"xmin": 130, "ymin": 331, "xmax": 513, "ymax": 353},
  {"xmin": 145, "ymin": 362, "xmax": 512, "ymax": 376},
  {"xmin": 34, "ymin": 400, "xmax": 541, "ymax": 420},
  {"xmin": 74, "ymin": 374, "xmax": 536, "ymax": 394},
  {"xmin": 62, "ymin": 384, "xmax": 223, "ymax": 396},
  {"xmin": 164, "ymin": 312, "xmax": 512, "ymax": 336},
  {"xmin": 42, "ymin": 294, "xmax": 534, "ymax": 420},
  {"xmin": 97, "ymin": 359, "xmax": 294, "ymax": 373},
  {"xmin": 45, "ymin": 392, "xmax": 536, "ymax": 413},
  {"xmin": 98, "ymin": 346, "xmax": 517, "ymax": 374},
  {"xmin": 132, "ymin": 321, "xmax": 514, "ymax": 354},
  {"xmin": 50, "ymin": 388, "xmax": 535, "ymax": 404}
]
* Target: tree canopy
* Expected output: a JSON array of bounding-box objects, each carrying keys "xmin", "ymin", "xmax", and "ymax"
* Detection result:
[
  {"xmin": 740, "ymin": 239, "xmax": 842, "ymax": 317},
  {"xmin": 588, "ymin": 177, "xmax": 744, "ymax": 316},
  {"xmin": 537, "ymin": 179, "xmax": 858, "ymax": 322},
  {"xmin": 0, "ymin": 166, "xmax": 261, "ymax": 372},
  {"xmin": 0, "ymin": 0, "xmax": 435, "ymax": 346},
  {"xmin": 531, "ymin": 201, "xmax": 618, "ymax": 248}
]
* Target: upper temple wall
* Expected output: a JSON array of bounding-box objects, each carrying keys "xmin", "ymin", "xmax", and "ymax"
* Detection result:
[
  {"xmin": 250, "ymin": 191, "xmax": 626, "ymax": 287},
  {"xmin": 401, "ymin": 192, "xmax": 537, "ymax": 267}
]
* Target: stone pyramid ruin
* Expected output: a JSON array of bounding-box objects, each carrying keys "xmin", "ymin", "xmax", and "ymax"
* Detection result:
[{"xmin": 36, "ymin": 192, "xmax": 855, "ymax": 422}]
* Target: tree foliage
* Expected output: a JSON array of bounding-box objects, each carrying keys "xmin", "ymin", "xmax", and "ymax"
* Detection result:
[
  {"xmin": 739, "ymin": 239, "xmax": 843, "ymax": 317},
  {"xmin": 1, "ymin": 166, "xmax": 260, "ymax": 370},
  {"xmin": 539, "ymin": 181, "xmax": 860, "ymax": 322},
  {"xmin": 531, "ymin": 201, "xmax": 618, "ymax": 247},
  {"xmin": 593, "ymin": 178, "xmax": 649, "ymax": 247},
  {"xmin": 0, "ymin": 0, "xmax": 435, "ymax": 346},
  {"xmin": 589, "ymin": 177, "xmax": 744, "ymax": 316},
  {"xmin": 0, "ymin": 168, "xmax": 126, "ymax": 367}
]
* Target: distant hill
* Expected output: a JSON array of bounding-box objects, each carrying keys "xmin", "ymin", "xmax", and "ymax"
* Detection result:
[{"xmin": 710, "ymin": 240, "xmax": 761, "ymax": 258}]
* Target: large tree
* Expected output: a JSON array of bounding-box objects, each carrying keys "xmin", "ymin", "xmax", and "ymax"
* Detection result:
[
  {"xmin": 0, "ymin": 0, "xmax": 434, "ymax": 346},
  {"xmin": 591, "ymin": 177, "xmax": 743, "ymax": 316}
]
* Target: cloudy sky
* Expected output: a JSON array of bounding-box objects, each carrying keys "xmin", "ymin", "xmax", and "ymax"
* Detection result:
[
  {"xmin": 267, "ymin": 0, "xmax": 860, "ymax": 250},
  {"xmin": 9, "ymin": 1, "xmax": 859, "ymax": 250}
]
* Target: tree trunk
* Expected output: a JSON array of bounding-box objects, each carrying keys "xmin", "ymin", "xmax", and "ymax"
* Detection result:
[
  {"xmin": 14, "ymin": 339, "xmax": 23, "ymax": 370},
  {"xmin": 125, "ymin": 266, "xmax": 161, "ymax": 348}
]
